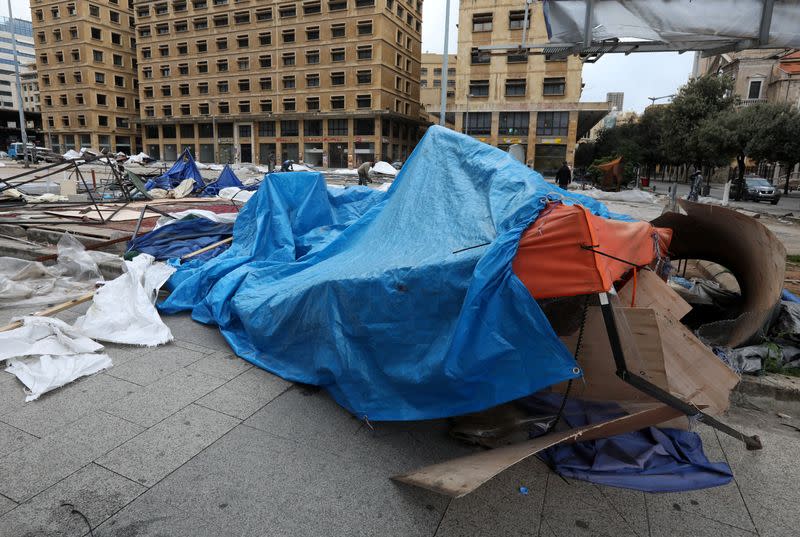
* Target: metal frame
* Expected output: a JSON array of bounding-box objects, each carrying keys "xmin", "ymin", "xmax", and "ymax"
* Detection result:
[{"xmin": 598, "ymin": 292, "xmax": 762, "ymax": 451}]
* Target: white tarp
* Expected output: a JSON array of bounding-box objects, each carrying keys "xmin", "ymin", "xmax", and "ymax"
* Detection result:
[
  {"xmin": 0, "ymin": 316, "xmax": 103, "ymax": 361},
  {"xmin": 371, "ymin": 161, "xmax": 398, "ymax": 177},
  {"xmin": 544, "ymin": 0, "xmax": 800, "ymax": 49},
  {"xmin": 0, "ymin": 234, "xmax": 103, "ymax": 309},
  {"xmin": 154, "ymin": 210, "xmax": 239, "ymax": 230},
  {"xmin": 74, "ymin": 254, "xmax": 176, "ymax": 346},
  {"xmin": 127, "ymin": 152, "xmax": 152, "ymax": 165},
  {"xmin": 218, "ymin": 187, "xmax": 256, "ymax": 203},
  {"xmin": 6, "ymin": 353, "xmax": 112, "ymax": 402}
]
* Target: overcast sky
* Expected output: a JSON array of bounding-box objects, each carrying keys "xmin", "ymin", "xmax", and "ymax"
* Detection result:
[
  {"xmin": 421, "ymin": 1, "xmax": 695, "ymax": 113},
  {"xmin": 11, "ymin": 0, "xmax": 694, "ymax": 112}
]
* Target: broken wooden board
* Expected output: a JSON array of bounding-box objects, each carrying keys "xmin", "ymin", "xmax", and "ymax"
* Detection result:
[
  {"xmin": 393, "ymin": 404, "xmax": 683, "ymax": 498},
  {"xmin": 44, "ymin": 209, "xmax": 162, "ymax": 222},
  {"xmin": 618, "ymin": 269, "xmax": 692, "ymax": 320}
]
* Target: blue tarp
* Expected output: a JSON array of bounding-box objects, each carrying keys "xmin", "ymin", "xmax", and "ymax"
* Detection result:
[
  {"xmin": 201, "ymin": 165, "xmax": 245, "ymax": 197},
  {"xmin": 128, "ymin": 218, "xmax": 234, "ymax": 261},
  {"xmin": 527, "ymin": 396, "xmax": 733, "ymax": 492},
  {"xmin": 159, "ymin": 126, "xmax": 624, "ymax": 421},
  {"xmin": 782, "ymin": 289, "xmax": 800, "ymax": 303},
  {"xmin": 144, "ymin": 148, "xmax": 205, "ymax": 191}
]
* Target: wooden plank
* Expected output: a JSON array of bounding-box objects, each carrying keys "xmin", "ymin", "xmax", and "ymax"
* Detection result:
[
  {"xmin": 392, "ymin": 405, "xmax": 682, "ymax": 498},
  {"xmin": 618, "ymin": 269, "xmax": 692, "ymax": 320},
  {"xmin": 181, "ymin": 236, "xmax": 233, "ymax": 260},
  {"xmin": 0, "ymin": 291, "xmax": 96, "ymax": 333}
]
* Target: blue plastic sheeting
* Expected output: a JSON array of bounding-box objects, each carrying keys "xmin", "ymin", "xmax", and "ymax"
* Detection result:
[
  {"xmin": 527, "ymin": 396, "xmax": 733, "ymax": 493},
  {"xmin": 144, "ymin": 148, "xmax": 205, "ymax": 191},
  {"xmin": 201, "ymin": 165, "xmax": 245, "ymax": 197},
  {"xmin": 129, "ymin": 217, "xmax": 234, "ymax": 261},
  {"xmin": 782, "ymin": 289, "xmax": 800, "ymax": 303},
  {"xmin": 160, "ymin": 126, "xmax": 625, "ymax": 421}
]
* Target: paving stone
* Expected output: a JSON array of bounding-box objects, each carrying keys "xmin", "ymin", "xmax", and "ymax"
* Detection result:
[
  {"xmin": 0, "ymin": 463, "xmax": 145, "ymax": 537},
  {"xmin": 103, "ymin": 368, "xmax": 226, "ymax": 428},
  {"xmin": 105, "ymin": 345, "xmax": 207, "ymax": 386},
  {"xmin": 187, "ymin": 350, "xmax": 253, "ymax": 380},
  {"xmin": 0, "ymin": 379, "xmax": 28, "ymax": 417},
  {"xmin": 0, "ymin": 411, "xmax": 142, "ymax": 502},
  {"xmin": 141, "ymin": 424, "xmax": 447, "ymax": 537},
  {"xmin": 164, "ymin": 314, "xmax": 231, "ymax": 352},
  {"xmin": 96, "ymin": 404, "xmax": 240, "ymax": 486},
  {"xmin": 94, "ymin": 492, "xmax": 228, "ymax": 537},
  {"xmin": 0, "ymin": 421, "xmax": 37, "ymax": 457},
  {"xmin": 173, "ymin": 339, "xmax": 218, "ymax": 354},
  {"xmin": 648, "ymin": 498, "xmax": 757, "ymax": 537},
  {"xmin": 97, "ymin": 342, "xmax": 152, "ymax": 367},
  {"xmin": 435, "ymin": 456, "xmax": 548, "ymax": 537},
  {"xmin": 0, "ymin": 373, "xmax": 140, "ymax": 437},
  {"xmin": 195, "ymin": 366, "xmax": 291, "ymax": 419}
]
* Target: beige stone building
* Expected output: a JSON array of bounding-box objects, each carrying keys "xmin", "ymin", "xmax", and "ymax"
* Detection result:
[
  {"xmin": 134, "ymin": 0, "xmax": 423, "ymax": 166},
  {"xmin": 21, "ymin": 64, "xmax": 41, "ymax": 113},
  {"xmin": 420, "ymin": 52, "xmax": 455, "ymax": 125},
  {"xmin": 453, "ymin": 0, "xmax": 608, "ymax": 175},
  {"xmin": 31, "ymin": 0, "xmax": 140, "ymax": 154}
]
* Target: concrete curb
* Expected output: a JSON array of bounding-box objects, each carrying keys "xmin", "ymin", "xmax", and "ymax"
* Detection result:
[{"xmin": 733, "ymin": 373, "xmax": 800, "ymax": 414}]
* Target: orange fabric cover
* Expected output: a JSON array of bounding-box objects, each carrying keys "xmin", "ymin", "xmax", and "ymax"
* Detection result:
[{"xmin": 512, "ymin": 203, "xmax": 672, "ymax": 299}]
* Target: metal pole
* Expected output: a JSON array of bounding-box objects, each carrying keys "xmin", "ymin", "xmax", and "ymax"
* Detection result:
[
  {"xmin": 464, "ymin": 94, "xmax": 470, "ymax": 136},
  {"xmin": 439, "ymin": 0, "xmax": 451, "ymax": 126},
  {"xmin": 7, "ymin": 4, "xmax": 29, "ymax": 168}
]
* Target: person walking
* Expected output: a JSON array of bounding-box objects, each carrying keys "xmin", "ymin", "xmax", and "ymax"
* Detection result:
[
  {"xmin": 357, "ymin": 161, "xmax": 372, "ymax": 186},
  {"xmin": 556, "ymin": 161, "xmax": 572, "ymax": 189},
  {"xmin": 281, "ymin": 159, "xmax": 294, "ymax": 172}
]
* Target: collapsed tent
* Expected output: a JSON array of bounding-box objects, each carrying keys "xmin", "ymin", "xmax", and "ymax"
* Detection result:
[
  {"xmin": 161, "ymin": 126, "xmax": 657, "ymax": 421},
  {"xmin": 144, "ymin": 148, "xmax": 204, "ymax": 191},
  {"xmin": 201, "ymin": 165, "xmax": 245, "ymax": 197},
  {"xmin": 127, "ymin": 217, "xmax": 235, "ymax": 261}
]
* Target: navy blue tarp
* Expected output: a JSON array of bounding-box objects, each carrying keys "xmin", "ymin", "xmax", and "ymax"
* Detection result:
[
  {"xmin": 144, "ymin": 148, "xmax": 205, "ymax": 191},
  {"xmin": 129, "ymin": 217, "xmax": 234, "ymax": 261},
  {"xmin": 527, "ymin": 396, "xmax": 733, "ymax": 492},
  {"xmin": 159, "ymin": 126, "xmax": 623, "ymax": 421},
  {"xmin": 201, "ymin": 165, "xmax": 245, "ymax": 197}
]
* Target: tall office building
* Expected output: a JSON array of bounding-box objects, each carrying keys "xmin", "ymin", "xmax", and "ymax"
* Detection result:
[
  {"xmin": 134, "ymin": 0, "xmax": 423, "ymax": 167},
  {"xmin": 0, "ymin": 17, "xmax": 36, "ymax": 111},
  {"xmin": 31, "ymin": 0, "xmax": 140, "ymax": 154},
  {"xmin": 454, "ymin": 0, "xmax": 608, "ymax": 175},
  {"xmin": 420, "ymin": 52, "xmax": 455, "ymax": 125},
  {"xmin": 606, "ymin": 91, "xmax": 624, "ymax": 111}
]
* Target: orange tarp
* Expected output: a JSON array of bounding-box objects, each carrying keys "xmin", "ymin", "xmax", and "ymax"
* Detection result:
[{"xmin": 512, "ymin": 203, "xmax": 672, "ymax": 299}]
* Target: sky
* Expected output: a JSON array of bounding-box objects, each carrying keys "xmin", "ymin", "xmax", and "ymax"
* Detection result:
[
  {"xmin": 9, "ymin": 0, "xmax": 695, "ymax": 113},
  {"xmin": 421, "ymin": 1, "xmax": 695, "ymax": 113}
]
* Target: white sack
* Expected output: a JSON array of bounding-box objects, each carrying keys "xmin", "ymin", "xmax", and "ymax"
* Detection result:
[
  {"xmin": 371, "ymin": 161, "xmax": 398, "ymax": 177},
  {"xmin": 172, "ymin": 178, "xmax": 196, "ymax": 199},
  {"xmin": 0, "ymin": 316, "xmax": 104, "ymax": 361},
  {"xmin": 74, "ymin": 254, "xmax": 175, "ymax": 346},
  {"xmin": 6, "ymin": 353, "xmax": 112, "ymax": 402},
  {"xmin": 218, "ymin": 187, "xmax": 256, "ymax": 203}
]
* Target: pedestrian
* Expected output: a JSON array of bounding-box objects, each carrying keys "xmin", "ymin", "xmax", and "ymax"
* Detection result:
[
  {"xmin": 688, "ymin": 170, "xmax": 703, "ymax": 201},
  {"xmin": 556, "ymin": 161, "xmax": 572, "ymax": 189},
  {"xmin": 357, "ymin": 161, "xmax": 372, "ymax": 186},
  {"xmin": 267, "ymin": 152, "xmax": 275, "ymax": 173},
  {"xmin": 281, "ymin": 159, "xmax": 294, "ymax": 172}
]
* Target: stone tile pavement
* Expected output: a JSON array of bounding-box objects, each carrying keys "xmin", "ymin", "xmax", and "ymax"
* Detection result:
[{"xmin": 0, "ymin": 310, "xmax": 799, "ymax": 536}]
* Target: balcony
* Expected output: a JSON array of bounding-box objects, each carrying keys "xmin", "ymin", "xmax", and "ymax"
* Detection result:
[{"xmin": 738, "ymin": 97, "xmax": 767, "ymax": 107}]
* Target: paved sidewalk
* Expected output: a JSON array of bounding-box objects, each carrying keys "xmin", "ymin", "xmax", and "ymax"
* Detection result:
[{"xmin": 0, "ymin": 307, "xmax": 798, "ymax": 536}]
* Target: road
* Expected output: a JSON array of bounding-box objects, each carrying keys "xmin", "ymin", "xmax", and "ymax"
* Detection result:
[{"xmin": 651, "ymin": 179, "xmax": 800, "ymax": 218}]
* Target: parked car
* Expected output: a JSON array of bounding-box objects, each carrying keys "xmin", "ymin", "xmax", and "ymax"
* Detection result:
[{"xmin": 730, "ymin": 177, "xmax": 781, "ymax": 205}]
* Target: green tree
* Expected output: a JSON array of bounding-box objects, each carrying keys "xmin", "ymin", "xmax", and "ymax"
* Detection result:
[
  {"xmin": 661, "ymin": 75, "xmax": 736, "ymax": 169},
  {"xmin": 749, "ymin": 104, "xmax": 800, "ymax": 195}
]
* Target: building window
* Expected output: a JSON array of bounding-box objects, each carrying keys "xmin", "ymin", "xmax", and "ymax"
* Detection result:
[
  {"xmin": 357, "ymin": 45, "xmax": 372, "ymax": 60},
  {"xmin": 113, "ymin": 54, "xmax": 123, "ymax": 66},
  {"xmin": 217, "ymin": 38, "xmax": 228, "ymax": 50},
  {"xmin": 498, "ymin": 112, "xmax": 529, "ymax": 135},
  {"xmin": 281, "ymin": 120, "xmax": 299, "ymax": 136},
  {"xmin": 472, "ymin": 13, "xmax": 492, "ymax": 32},
  {"xmin": 331, "ymin": 23, "xmax": 345, "ymax": 38},
  {"xmin": 89, "ymin": 4, "xmax": 100, "ymax": 17},
  {"xmin": 469, "ymin": 79, "xmax": 489, "ymax": 97},
  {"xmin": 260, "ymin": 77, "xmax": 273, "ymax": 90},
  {"xmin": 304, "ymin": 1, "xmax": 321, "ymax": 15},
  {"xmin": 96, "ymin": 93, "xmax": 108, "ymax": 105},
  {"xmin": 213, "ymin": 15, "xmax": 229, "ymax": 27},
  {"xmin": 283, "ymin": 76, "xmax": 296, "ymax": 89},
  {"xmin": 95, "ymin": 72, "xmax": 106, "ymax": 84},
  {"xmin": 197, "ymin": 40, "xmax": 207, "ymax": 52},
  {"xmin": 179, "ymin": 63, "xmax": 190, "ymax": 75},
  {"xmin": 239, "ymin": 79, "xmax": 250, "ymax": 91},
  {"xmin": 329, "ymin": 0, "xmax": 347, "ymax": 11},
  {"xmin": 217, "ymin": 60, "xmax": 228, "ymax": 72},
  {"xmin": 354, "ymin": 118, "xmax": 374, "ymax": 135},
  {"xmin": 509, "ymin": 10, "xmax": 530, "ymax": 29},
  {"xmin": 239, "ymin": 125, "xmax": 251, "ymax": 138},
  {"xmin": 161, "ymin": 65, "xmax": 171, "ymax": 77},
  {"xmin": 218, "ymin": 102, "xmax": 229, "ymax": 114},
  {"xmin": 218, "ymin": 81, "xmax": 229, "ymax": 93},
  {"xmin": 259, "ymin": 32, "xmax": 271, "ymax": 45},
  {"xmin": 306, "ymin": 98, "xmax": 320, "ymax": 112},
  {"xmin": 199, "ymin": 103, "xmax": 210, "ymax": 115},
  {"xmin": 197, "ymin": 62, "xmax": 208, "ymax": 74},
  {"xmin": 470, "ymin": 47, "xmax": 490, "ymax": 65},
  {"xmin": 306, "ymin": 50, "xmax": 320, "ymax": 64},
  {"xmin": 198, "ymin": 82, "xmax": 209, "ymax": 94},
  {"xmin": 331, "ymin": 48, "xmax": 345, "ymax": 62},
  {"xmin": 175, "ymin": 20, "xmax": 188, "ymax": 32},
  {"xmin": 238, "ymin": 57, "xmax": 249, "ymax": 70},
  {"xmin": 283, "ymin": 98, "xmax": 295, "ymax": 112},
  {"xmin": 282, "ymin": 29, "xmax": 295, "ymax": 43},
  {"xmin": 356, "ymin": 94, "xmax": 371, "ymax": 108},
  {"xmin": 331, "ymin": 95, "xmax": 345, "ymax": 109},
  {"xmin": 536, "ymin": 111, "xmax": 569, "ymax": 136},
  {"xmin": 259, "ymin": 121, "xmax": 276, "ymax": 136},
  {"xmin": 259, "ymin": 55, "xmax": 272, "ymax": 68},
  {"xmin": 505, "ymin": 78, "xmax": 526, "ymax": 96},
  {"xmin": 306, "ymin": 26, "xmax": 320, "ymax": 40},
  {"xmin": 748, "ymin": 79, "xmax": 762, "ymax": 99},
  {"xmin": 543, "ymin": 77, "xmax": 565, "ymax": 96},
  {"xmin": 331, "ymin": 72, "xmax": 345, "ymax": 85},
  {"xmin": 356, "ymin": 0, "xmax": 375, "ymax": 6},
  {"xmin": 283, "ymin": 53, "xmax": 296, "ymax": 67},
  {"xmin": 306, "ymin": 73, "xmax": 319, "ymax": 87},
  {"xmin": 91, "ymin": 27, "xmax": 102, "ymax": 40},
  {"xmin": 463, "ymin": 112, "xmax": 491, "ymax": 135},
  {"xmin": 239, "ymin": 101, "xmax": 251, "ymax": 113},
  {"xmin": 143, "ymin": 87, "xmax": 154, "ymax": 98},
  {"xmin": 234, "ymin": 11, "xmax": 250, "ymax": 24},
  {"xmin": 356, "ymin": 69, "xmax": 372, "ymax": 84},
  {"xmin": 163, "ymin": 105, "xmax": 173, "ymax": 117},
  {"xmin": 179, "ymin": 84, "xmax": 190, "ymax": 96},
  {"xmin": 194, "ymin": 17, "xmax": 208, "ymax": 30},
  {"xmin": 508, "ymin": 52, "xmax": 528, "ymax": 63},
  {"xmin": 357, "ymin": 20, "xmax": 373, "ymax": 35},
  {"xmin": 237, "ymin": 35, "xmax": 249, "ymax": 48},
  {"xmin": 279, "ymin": 4, "xmax": 297, "ymax": 18},
  {"xmin": 328, "ymin": 119, "xmax": 347, "ymax": 135},
  {"xmin": 93, "ymin": 50, "xmax": 103, "ymax": 62},
  {"xmin": 114, "ymin": 75, "xmax": 125, "ymax": 87},
  {"xmin": 256, "ymin": 8, "xmax": 273, "ymax": 21},
  {"xmin": 180, "ymin": 104, "xmax": 191, "ymax": 115},
  {"xmin": 260, "ymin": 100, "xmax": 273, "ymax": 113}
]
